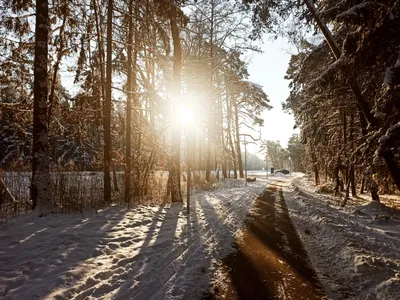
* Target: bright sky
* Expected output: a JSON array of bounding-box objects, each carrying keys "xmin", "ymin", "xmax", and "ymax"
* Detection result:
[
  {"xmin": 60, "ymin": 34, "xmax": 298, "ymax": 156},
  {"xmin": 246, "ymin": 36, "xmax": 299, "ymax": 151}
]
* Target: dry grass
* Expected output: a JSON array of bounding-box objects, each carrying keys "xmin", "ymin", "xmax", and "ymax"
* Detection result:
[{"xmin": 0, "ymin": 170, "xmax": 216, "ymax": 222}]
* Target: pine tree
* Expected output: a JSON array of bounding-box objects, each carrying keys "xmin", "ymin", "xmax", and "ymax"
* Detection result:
[{"xmin": 32, "ymin": 0, "xmax": 52, "ymax": 215}]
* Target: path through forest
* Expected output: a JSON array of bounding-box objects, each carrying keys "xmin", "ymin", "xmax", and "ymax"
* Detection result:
[{"xmin": 204, "ymin": 177, "xmax": 325, "ymax": 299}]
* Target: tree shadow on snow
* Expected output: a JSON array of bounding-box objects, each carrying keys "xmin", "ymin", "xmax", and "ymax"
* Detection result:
[
  {"xmin": 112, "ymin": 203, "xmax": 184, "ymax": 299},
  {"xmin": 0, "ymin": 208, "xmax": 128, "ymax": 299}
]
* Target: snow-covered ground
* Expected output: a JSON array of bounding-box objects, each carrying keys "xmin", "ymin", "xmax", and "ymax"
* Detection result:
[
  {"xmin": 0, "ymin": 179, "xmax": 266, "ymax": 300},
  {"xmin": 2, "ymin": 172, "xmax": 399, "ymax": 300},
  {"xmin": 287, "ymin": 175, "xmax": 400, "ymax": 300}
]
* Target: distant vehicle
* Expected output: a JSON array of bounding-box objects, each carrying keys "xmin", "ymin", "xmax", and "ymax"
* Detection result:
[{"xmin": 275, "ymin": 169, "xmax": 290, "ymax": 175}]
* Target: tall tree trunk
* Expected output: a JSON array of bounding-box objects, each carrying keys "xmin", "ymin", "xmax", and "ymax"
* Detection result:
[
  {"xmin": 360, "ymin": 174, "xmax": 365, "ymax": 194},
  {"xmin": 349, "ymin": 113, "xmax": 357, "ymax": 196},
  {"xmin": 222, "ymin": 163, "xmax": 227, "ymax": 180},
  {"xmin": 310, "ymin": 144, "xmax": 319, "ymax": 185},
  {"xmin": 124, "ymin": 0, "xmax": 133, "ymax": 204},
  {"xmin": 343, "ymin": 112, "xmax": 356, "ymax": 207},
  {"xmin": 334, "ymin": 161, "xmax": 340, "ymax": 196},
  {"xmin": 206, "ymin": 1, "xmax": 215, "ymax": 182},
  {"xmin": 350, "ymin": 164, "xmax": 356, "ymax": 194},
  {"xmin": 113, "ymin": 166, "xmax": 119, "ymax": 192},
  {"xmin": 32, "ymin": 0, "xmax": 52, "ymax": 216},
  {"xmin": 132, "ymin": 5, "xmax": 140, "ymax": 199},
  {"xmin": 92, "ymin": 0, "xmax": 106, "ymax": 139},
  {"xmin": 218, "ymin": 97, "xmax": 227, "ymax": 180},
  {"xmin": 233, "ymin": 100, "xmax": 244, "ymax": 178},
  {"xmin": 169, "ymin": 3, "xmax": 183, "ymax": 202},
  {"xmin": 226, "ymin": 94, "xmax": 237, "ymax": 179},
  {"xmin": 368, "ymin": 174, "xmax": 380, "ymax": 202},
  {"xmin": 342, "ymin": 109, "xmax": 348, "ymax": 185},
  {"xmin": 342, "ymin": 172, "xmax": 351, "ymax": 207},
  {"xmin": 103, "ymin": 0, "xmax": 113, "ymax": 203},
  {"xmin": 192, "ymin": 130, "xmax": 197, "ymax": 184}
]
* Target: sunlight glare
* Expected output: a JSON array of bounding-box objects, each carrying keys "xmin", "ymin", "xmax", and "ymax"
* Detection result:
[{"xmin": 179, "ymin": 105, "xmax": 194, "ymax": 127}]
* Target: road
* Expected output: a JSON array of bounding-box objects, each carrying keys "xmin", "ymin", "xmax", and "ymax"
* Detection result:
[{"xmin": 204, "ymin": 176, "xmax": 325, "ymax": 299}]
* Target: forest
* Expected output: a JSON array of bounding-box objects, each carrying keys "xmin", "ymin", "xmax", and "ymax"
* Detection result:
[
  {"xmin": 2, "ymin": 0, "xmax": 398, "ymax": 215},
  {"xmin": 0, "ymin": 0, "xmax": 400, "ymax": 299},
  {"xmin": 1, "ymin": 0, "xmax": 272, "ymax": 216}
]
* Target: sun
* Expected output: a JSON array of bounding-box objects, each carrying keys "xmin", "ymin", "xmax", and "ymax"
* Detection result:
[{"xmin": 179, "ymin": 105, "xmax": 194, "ymax": 127}]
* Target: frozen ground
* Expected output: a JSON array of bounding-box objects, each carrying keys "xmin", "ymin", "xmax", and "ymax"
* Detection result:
[
  {"xmin": 288, "ymin": 175, "xmax": 400, "ymax": 300},
  {"xmin": 0, "ymin": 178, "xmax": 265, "ymax": 300},
  {"xmin": 1, "ymin": 172, "xmax": 399, "ymax": 300}
]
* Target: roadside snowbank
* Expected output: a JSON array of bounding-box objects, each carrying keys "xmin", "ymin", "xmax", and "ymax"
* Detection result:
[
  {"xmin": 287, "ymin": 175, "xmax": 400, "ymax": 300},
  {"xmin": 0, "ymin": 180, "xmax": 265, "ymax": 300}
]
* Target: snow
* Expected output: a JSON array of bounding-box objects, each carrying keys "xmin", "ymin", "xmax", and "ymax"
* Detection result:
[
  {"xmin": 386, "ymin": 121, "xmax": 400, "ymax": 135},
  {"xmin": 287, "ymin": 175, "xmax": 400, "ymax": 300},
  {"xmin": 0, "ymin": 178, "xmax": 266, "ymax": 300},
  {"xmin": 273, "ymin": 171, "xmax": 288, "ymax": 178},
  {"xmin": 374, "ymin": 121, "xmax": 400, "ymax": 163},
  {"xmin": 2, "ymin": 172, "xmax": 399, "ymax": 299}
]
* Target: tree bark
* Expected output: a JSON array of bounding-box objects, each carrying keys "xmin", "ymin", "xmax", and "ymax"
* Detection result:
[
  {"xmin": 113, "ymin": 166, "xmax": 119, "ymax": 192},
  {"xmin": 124, "ymin": 0, "xmax": 133, "ymax": 204},
  {"xmin": 360, "ymin": 175, "xmax": 365, "ymax": 194},
  {"xmin": 206, "ymin": 0, "xmax": 215, "ymax": 182},
  {"xmin": 93, "ymin": 0, "xmax": 106, "ymax": 141},
  {"xmin": 103, "ymin": 0, "xmax": 113, "ymax": 202},
  {"xmin": 310, "ymin": 144, "xmax": 319, "ymax": 185},
  {"xmin": 169, "ymin": 2, "xmax": 183, "ymax": 202},
  {"xmin": 132, "ymin": 5, "xmax": 140, "ymax": 199},
  {"xmin": 32, "ymin": 0, "xmax": 52, "ymax": 216},
  {"xmin": 233, "ymin": 100, "xmax": 244, "ymax": 178},
  {"xmin": 334, "ymin": 162, "xmax": 340, "ymax": 196},
  {"xmin": 226, "ymin": 95, "xmax": 237, "ymax": 179},
  {"xmin": 349, "ymin": 113, "xmax": 357, "ymax": 196}
]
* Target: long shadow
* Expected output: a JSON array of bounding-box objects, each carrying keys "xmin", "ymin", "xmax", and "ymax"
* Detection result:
[
  {"xmin": 205, "ymin": 185, "xmax": 324, "ymax": 299},
  {"xmin": 157, "ymin": 197, "xmax": 207, "ymax": 299},
  {"xmin": 197, "ymin": 191, "xmax": 260, "ymax": 259},
  {"xmin": 196, "ymin": 195, "xmax": 234, "ymax": 256},
  {"xmin": 249, "ymin": 187, "xmax": 324, "ymax": 293},
  {"xmin": 202, "ymin": 190, "xmax": 276, "ymax": 300},
  {"xmin": 112, "ymin": 203, "xmax": 183, "ymax": 299},
  {"xmin": 276, "ymin": 188, "xmax": 323, "ymax": 289},
  {"xmin": 179, "ymin": 198, "xmax": 204, "ymax": 298},
  {"xmin": 139, "ymin": 205, "xmax": 166, "ymax": 250},
  {"xmin": 0, "ymin": 208, "xmax": 127, "ymax": 299}
]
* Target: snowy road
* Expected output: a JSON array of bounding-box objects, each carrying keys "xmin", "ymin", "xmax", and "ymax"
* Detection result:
[
  {"xmin": 204, "ymin": 176, "xmax": 325, "ymax": 300},
  {"xmin": 0, "ymin": 179, "xmax": 265, "ymax": 300}
]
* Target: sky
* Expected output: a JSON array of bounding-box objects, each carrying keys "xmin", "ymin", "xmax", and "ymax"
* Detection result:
[{"xmin": 245, "ymin": 36, "xmax": 299, "ymax": 153}]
